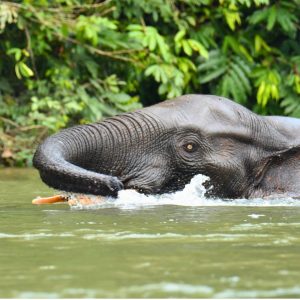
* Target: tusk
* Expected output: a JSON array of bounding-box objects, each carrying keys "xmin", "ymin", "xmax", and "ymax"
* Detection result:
[{"xmin": 32, "ymin": 195, "xmax": 68, "ymax": 205}]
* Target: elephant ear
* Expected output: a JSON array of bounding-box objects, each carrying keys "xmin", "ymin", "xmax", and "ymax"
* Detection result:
[{"xmin": 252, "ymin": 146, "xmax": 300, "ymax": 197}]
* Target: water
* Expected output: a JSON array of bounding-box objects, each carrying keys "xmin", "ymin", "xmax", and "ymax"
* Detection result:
[{"xmin": 1, "ymin": 168, "xmax": 300, "ymax": 298}]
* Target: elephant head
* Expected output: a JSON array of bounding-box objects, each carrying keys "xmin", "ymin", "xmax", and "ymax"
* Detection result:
[{"xmin": 33, "ymin": 94, "xmax": 300, "ymax": 199}]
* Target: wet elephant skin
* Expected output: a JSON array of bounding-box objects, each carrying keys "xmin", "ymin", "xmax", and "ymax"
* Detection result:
[{"xmin": 33, "ymin": 95, "xmax": 300, "ymax": 199}]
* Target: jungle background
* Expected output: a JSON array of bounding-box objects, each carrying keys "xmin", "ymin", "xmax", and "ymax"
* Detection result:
[{"xmin": 0, "ymin": 0, "xmax": 299, "ymax": 167}]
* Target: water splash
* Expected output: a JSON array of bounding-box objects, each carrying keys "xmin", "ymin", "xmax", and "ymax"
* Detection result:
[{"xmin": 68, "ymin": 174, "xmax": 300, "ymax": 210}]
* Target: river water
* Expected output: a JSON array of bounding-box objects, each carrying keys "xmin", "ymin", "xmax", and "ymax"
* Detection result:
[{"xmin": 1, "ymin": 168, "xmax": 300, "ymax": 298}]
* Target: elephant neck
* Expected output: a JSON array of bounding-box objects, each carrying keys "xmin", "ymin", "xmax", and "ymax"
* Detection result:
[
  {"xmin": 248, "ymin": 146, "xmax": 300, "ymax": 198},
  {"xmin": 245, "ymin": 116, "xmax": 300, "ymax": 198},
  {"xmin": 205, "ymin": 113, "xmax": 300, "ymax": 199}
]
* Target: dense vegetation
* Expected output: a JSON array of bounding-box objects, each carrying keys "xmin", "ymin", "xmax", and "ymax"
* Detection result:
[{"xmin": 0, "ymin": 0, "xmax": 300, "ymax": 166}]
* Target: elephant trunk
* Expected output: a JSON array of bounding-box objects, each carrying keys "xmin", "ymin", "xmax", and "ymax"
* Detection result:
[
  {"xmin": 33, "ymin": 111, "xmax": 162, "ymax": 196},
  {"xmin": 33, "ymin": 124, "xmax": 121, "ymax": 196}
]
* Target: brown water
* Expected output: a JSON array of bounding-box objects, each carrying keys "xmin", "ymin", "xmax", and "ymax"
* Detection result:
[{"xmin": 1, "ymin": 168, "xmax": 300, "ymax": 298}]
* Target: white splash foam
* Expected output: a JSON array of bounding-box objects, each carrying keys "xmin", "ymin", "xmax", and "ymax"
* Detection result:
[
  {"xmin": 118, "ymin": 282, "xmax": 214, "ymax": 296},
  {"xmin": 214, "ymin": 286, "xmax": 300, "ymax": 298},
  {"xmin": 69, "ymin": 174, "xmax": 300, "ymax": 210}
]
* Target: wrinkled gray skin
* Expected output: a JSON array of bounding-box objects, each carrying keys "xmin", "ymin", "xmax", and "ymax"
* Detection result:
[{"xmin": 33, "ymin": 95, "xmax": 300, "ymax": 199}]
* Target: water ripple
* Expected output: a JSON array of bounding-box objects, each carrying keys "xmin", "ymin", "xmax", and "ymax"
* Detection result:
[
  {"xmin": 0, "ymin": 232, "xmax": 74, "ymax": 240},
  {"xmin": 82, "ymin": 232, "xmax": 270, "ymax": 241}
]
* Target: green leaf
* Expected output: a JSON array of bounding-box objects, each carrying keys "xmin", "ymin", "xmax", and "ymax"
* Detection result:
[
  {"xmin": 266, "ymin": 6, "xmax": 276, "ymax": 30},
  {"xmin": 127, "ymin": 24, "xmax": 143, "ymax": 31},
  {"xmin": 188, "ymin": 39, "xmax": 209, "ymax": 59},
  {"xmin": 182, "ymin": 40, "xmax": 192, "ymax": 56},
  {"xmin": 231, "ymin": 65, "xmax": 250, "ymax": 95},
  {"xmin": 149, "ymin": 34, "xmax": 157, "ymax": 51},
  {"xmin": 14, "ymin": 64, "xmax": 21, "ymax": 79},
  {"xmin": 17, "ymin": 62, "xmax": 34, "ymax": 78},
  {"xmin": 223, "ymin": 4, "xmax": 241, "ymax": 31},
  {"xmin": 199, "ymin": 66, "xmax": 227, "ymax": 83},
  {"xmin": 229, "ymin": 69, "xmax": 246, "ymax": 103},
  {"xmin": 174, "ymin": 30, "xmax": 186, "ymax": 44},
  {"xmin": 198, "ymin": 53, "xmax": 226, "ymax": 72},
  {"xmin": 7, "ymin": 48, "xmax": 22, "ymax": 61},
  {"xmin": 157, "ymin": 35, "xmax": 170, "ymax": 61}
]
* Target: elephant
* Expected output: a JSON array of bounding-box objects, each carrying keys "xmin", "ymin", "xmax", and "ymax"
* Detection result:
[{"xmin": 33, "ymin": 94, "xmax": 300, "ymax": 199}]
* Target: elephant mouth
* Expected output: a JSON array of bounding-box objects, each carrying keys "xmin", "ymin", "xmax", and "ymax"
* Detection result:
[
  {"xmin": 120, "ymin": 173, "xmax": 168, "ymax": 195},
  {"xmin": 122, "ymin": 178, "xmax": 160, "ymax": 194},
  {"xmin": 120, "ymin": 172, "xmax": 192, "ymax": 195}
]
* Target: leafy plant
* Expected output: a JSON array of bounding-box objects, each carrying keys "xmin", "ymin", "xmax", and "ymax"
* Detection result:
[
  {"xmin": 0, "ymin": 0, "xmax": 299, "ymax": 166},
  {"xmin": 198, "ymin": 50, "xmax": 251, "ymax": 104}
]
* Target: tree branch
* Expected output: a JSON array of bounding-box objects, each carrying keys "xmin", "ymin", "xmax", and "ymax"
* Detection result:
[{"xmin": 24, "ymin": 26, "xmax": 39, "ymax": 80}]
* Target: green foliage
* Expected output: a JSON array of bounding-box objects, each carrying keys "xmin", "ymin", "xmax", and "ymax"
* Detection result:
[
  {"xmin": 0, "ymin": 0, "xmax": 299, "ymax": 166},
  {"xmin": 198, "ymin": 50, "xmax": 251, "ymax": 104}
]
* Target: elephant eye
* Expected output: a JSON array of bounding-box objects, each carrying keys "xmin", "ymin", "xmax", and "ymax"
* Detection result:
[{"xmin": 183, "ymin": 142, "xmax": 197, "ymax": 153}]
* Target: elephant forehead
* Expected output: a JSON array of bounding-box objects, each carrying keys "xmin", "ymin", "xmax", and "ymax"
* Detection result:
[{"xmin": 143, "ymin": 94, "xmax": 248, "ymax": 130}]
